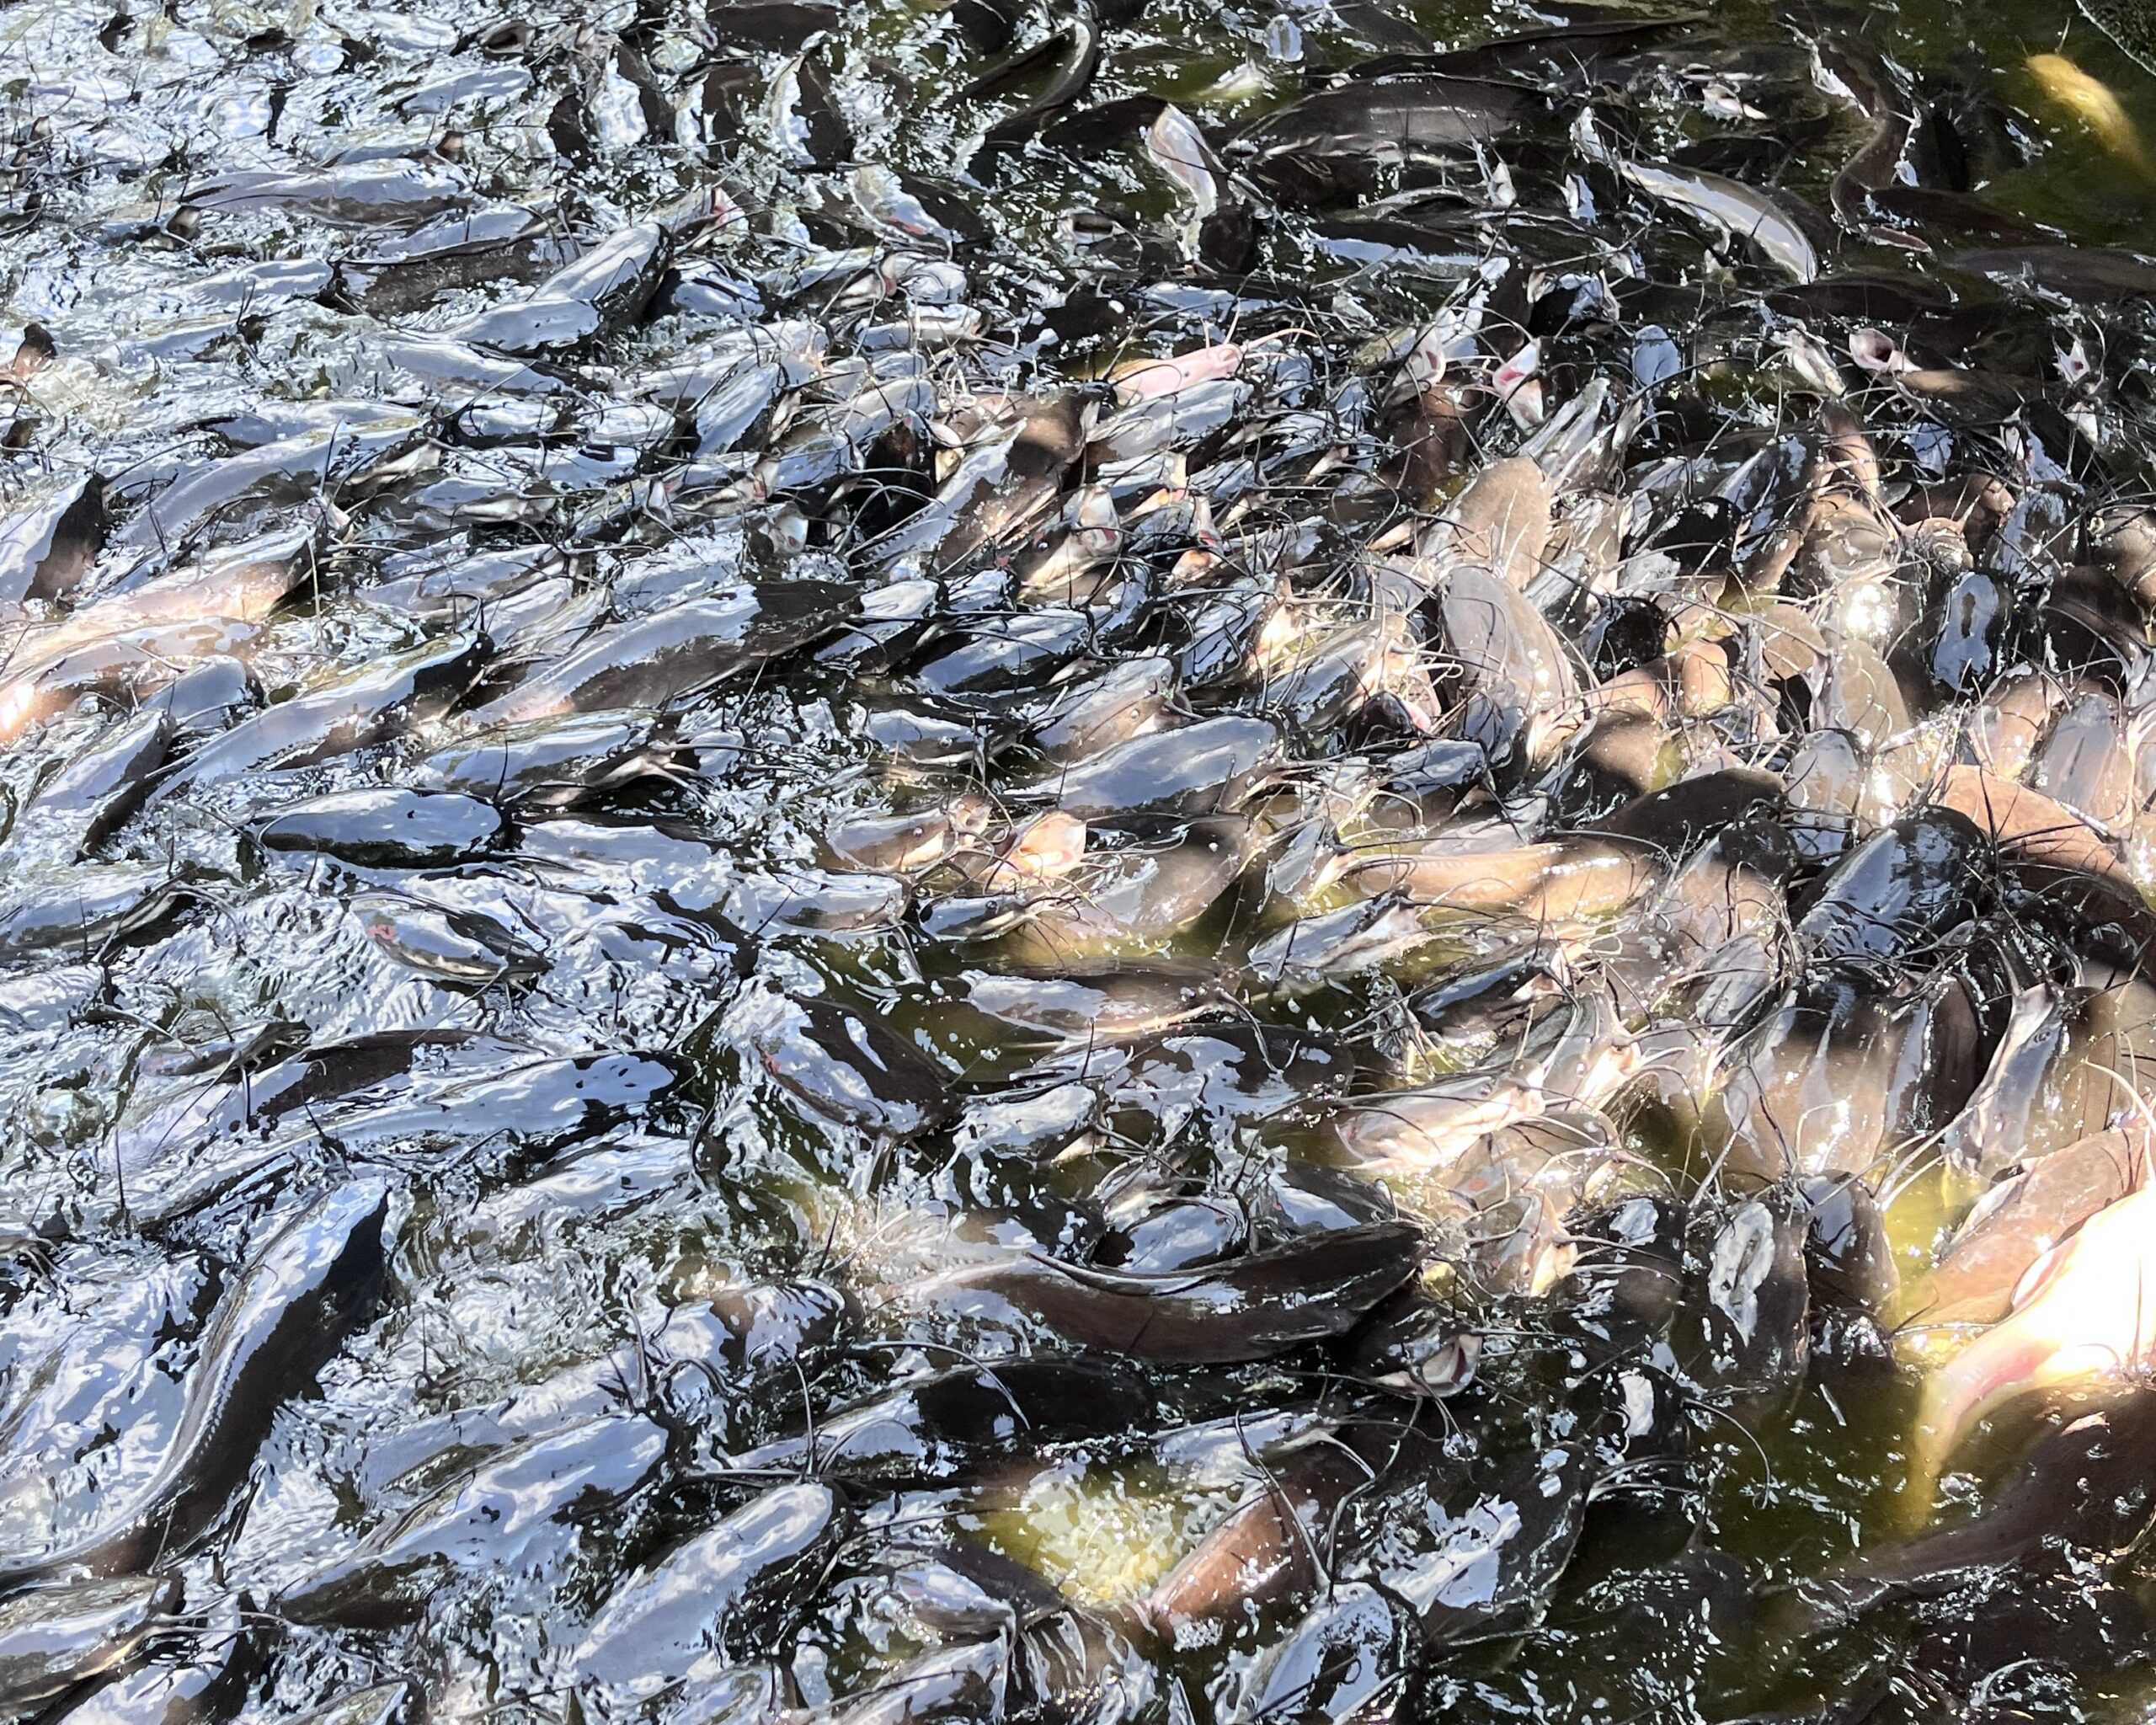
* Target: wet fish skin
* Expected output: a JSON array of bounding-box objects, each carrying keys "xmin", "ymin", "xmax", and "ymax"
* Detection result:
[
  {"xmin": 278, "ymin": 1413, "xmax": 668, "ymax": 1626},
  {"xmin": 0, "ymin": 1576, "xmax": 176, "ymax": 1717},
  {"xmin": 1614, "ymin": 156, "xmax": 1821, "ymax": 283},
  {"xmin": 450, "ymin": 222, "xmax": 672, "ymax": 356},
  {"xmin": 141, "ymin": 655, "xmax": 259, "ymax": 738},
  {"xmin": 1234, "ymin": 1581, "xmax": 1423, "ymax": 1723},
  {"xmin": 1794, "ymin": 809, "xmax": 1986, "ymax": 971},
  {"xmin": 1908, "ymin": 1183, "xmax": 2156, "ymax": 1505},
  {"xmin": 1796, "ymin": 1174, "xmax": 1897, "ymax": 1314},
  {"xmin": 23, "ymin": 518, "xmax": 325, "ymax": 681},
  {"xmin": 0, "ymin": 476, "xmax": 106, "ymax": 605},
  {"xmin": 723, "ymin": 1355, "xmax": 1152, "ymax": 1480},
  {"xmin": 1915, "ymin": 1126, "xmax": 2144, "ymax": 1328},
  {"xmin": 572, "ymin": 1483, "xmax": 843, "ymax": 1707},
  {"xmin": 184, "ymin": 160, "xmax": 472, "ymax": 223},
  {"xmin": 1781, "ymin": 1391, "xmax": 2156, "ymax": 1640},
  {"xmin": 1143, "ymin": 1442, "xmax": 1367, "ymax": 1635},
  {"xmin": 257, "ymin": 788, "xmax": 507, "ymax": 868},
  {"xmin": 49, "ymin": 1589, "xmax": 255, "ymax": 1725},
  {"xmin": 1814, "ymin": 35, "xmax": 1917, "ymax": 229},
  {"xmin": 112, "ymin": 1028, "xmax": 497, "ymax": 1182},
  {"xmin": 752, "ymin": 996, "xmax": 959, "ymax": 1140},
  {"xmin": 115, "ymin": 420, "xmax": 420, "ymax": 555},
  {"xmin": 1004, "ymin": 813, "xmax": 1252, "ymax": 961},
  {"xmin": 466, "ymin": 585, "xmax": 856, "ymax": 726},
  {"xmin": 1238, "ymin": 72, "xmax": 1530, "ymax": 202},
  {"xmin": 1676, "ymin": 1195, "xmax": 1812, "ymax": 1422},
  {"xmin": 334, "ymin": 205, "xmax": 566, "ymax": 315},
  {"xmin": 810, "ymin": 1637, "xmax": 1007, "ymax": 1725},
  {"xmin": 275, "ymin": 1685, "xmax": 413, "ymax": 1725},
  {"xmin": 1033, "ymin": 715, "xmax": 1281, "ymax": 819},
  {"xmin": 0, "ymin": 1181, "xmax": 389, "ymax": 1587},
  {"xmin": 153, "ymin": 632, "xmax": 492, "ymax": 796},
  {"xmin": 0, "ymin": 864, "xmax": 192, "ymax": 964},
  {"xmin": 9, "ymin": 709, "xmax": 172, "ymax": 861},
  {"xmin": 970, "ymin": 3, "xmax": 1102, "ymax": 158},
  {"xmin": 412, "ymin": 710, "xmax": 671, "ymax": 809},
  {"xmin": 918, "ymin": 1220, "xmax": 1422, "ymax": 1363}
]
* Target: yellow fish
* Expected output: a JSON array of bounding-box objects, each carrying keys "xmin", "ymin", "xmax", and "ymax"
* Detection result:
[{"xmin": 2028, "ymin": 51, "xmax": 2156, "ymax": 179}]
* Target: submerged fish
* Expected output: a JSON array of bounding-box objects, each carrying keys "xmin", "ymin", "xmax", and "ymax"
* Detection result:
[{"xmin": 2027, "ymin": 51, "xmax": 2156, "ymax": 179}]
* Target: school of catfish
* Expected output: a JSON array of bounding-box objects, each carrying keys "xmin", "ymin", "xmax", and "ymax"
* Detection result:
[{"xmin": 7, "ymin": 0, "xmax": 2156, "ymax": 1717}]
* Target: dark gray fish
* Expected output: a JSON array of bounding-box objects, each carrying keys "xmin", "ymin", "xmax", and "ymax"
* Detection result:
[
  {"xmin": 1026, "ymin": 657, "xmax": 1175, "ymax": 762},
  {"xmin": 571, "ymin": 1484, "xmax": 842, "ymax": 1708},
  {"xmin": 1604, "ymin": 144, "xmax": 1820, "ymax": 283},
  {"xmin": 1235, "ymin": 1582, "xmax": 1422, "ymax": 1724},
  {"xmin": 1815, "ymin": 37, "xmax": 1915, "ymax": 230},
  {"xmin": 970, "ymin": 3, "xmax": 1102, "ymax": 157},
  {"xmin": 380, "ymin": 335, "xmax": 572, "ymax": 398},
  {"xmin": 117, "ymin": 419, "xmax": 421, "ymax": 553},
  {"xmin": 912, "ymin": 609, "xmax": 1093, "ymax": 708},
  {"xmin": 751, "ymin": 997, "xmax": 959, "ymax": 1140},
  {"xmin": 870, "ymin": 397, "xmax": 1084, "ymax": 574},
  {"xmin": 412, "ymin": 710, "xmax": 670, "ymax": 809},
  {"xmin": 144, "ymin": 656, "xmax": 259, "ymax": 735},
  {"xmin": 467, "ymin": 585, "xmax": 854, "ymax": 725},
  {"xmin": 770, "ymin": 51, "xmax": 854, "ymax": 168},
  {"xmin": 10, "ymin": 709, "xmax": 171, "ymax": 860},
  {"xmin": 258, "ymin": 788, "xmax": 506, "ymax": 868},
  {"xmin": 335, "ymin": 206, "xmax": 560, "ymax": 317},
  {"xmin": 154, "ymin": 633, "xmax": 490, "ymax": 795},
  {"xmin": 816, "ymin": 1638, "xmax": 1007, "ymax": 1725},
  {"xmin": 1033, "ymin": 716, "xmax": 1280, "ymax": 819},
  {"xmin": 725, "ymin": 1356, "xmax": 1151, "ymax": 1480},
  {"xmin": 1795, "ymin": 809, "xmax": 1984, "ymax": 969},
  {"xmin": 0, "ymin": 1576, "xmax": 174, "ymax": 1717},
  {"xmin": 705, "ymin": 1, "xmax": 841, "ymax": 50},
  {"xmin": 1143, "ymin": 1441, "xmax": 1367, "ymax": 1633},
  {"xmin": 276, "ymin": 1684, "xmax": 412, "ymax": 1725},
  {"xmin": 124, "ymin": 1050, "xmax": 674, "ymax": 1231},
  {"xmin": 452, "ymin": 1135, "xmax": 691, "ymax": 1247},
  {"xmin": 1775, "ymin": 1391, "xmax": 2156, "ymax": 1639},
  {"xmin": 113, "ymin": 1028, "xmax": 494, "ymax": 1181},
  {"xmin": 1378, "ymin": 1442, "xmax": 1593, "ymax": 1645},
  {"xmin": 51, "ymin": 1590, "xmax": 254, "ymax": 1725},
  {"xmin": 955, "ymin": 960, "xmax": 1225, "ymax": 1044},
  {"xmin": 1003, "ymin": 814, "xmax": 1251, "ymax": 960},
  {"xmin": 449, "ymin": 222, "xmax": 671, "ymax": 356},
  {"xmin": 1238, "ymin": 73, "xmax": 1530, "ymax": 202},
  {"xmin": 1, "ymin": 1181, "xmax": 387, "ymax": 1585},
  {"xmin": 185, "ymin": 159, "xmax": 471, "ymax": 222},
  {"xmin": 280, "ymin": 1420, "xmax": 667, "ymax": 1627},
  {"xmin": 1796, "ymin": 1174, "xmax": 1897, "ymax": 1314},
  {"xmin": 918, "ymin": 1220, "xmax": 1422, "ymax": 1362},
  {"xmin": 0, "ymin": 476, "xmax": 105, "ymax": 604},
  {"xmin": 1676, "ymin": 1197, "xmax": 1812, "ymax": 1419},
  {"xmin": 953, "ymin": 1081, "xmax": 1102, "ymax": 1160},
  {"xmin": 0, "ymin": 865, "xmax": 189, "ymax": 964}
]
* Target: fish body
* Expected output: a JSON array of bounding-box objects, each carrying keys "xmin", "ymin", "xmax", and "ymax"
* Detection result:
[
  {"xmin": 1, "ymin": 1183, "xmax": 388, "ymax": 1587},
  {"xmin": 2029, "ymin": 51, "xmax": 2156, "ymax": 177}
]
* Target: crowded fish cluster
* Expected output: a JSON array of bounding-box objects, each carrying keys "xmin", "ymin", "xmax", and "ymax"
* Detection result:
[{"xmin": 11, "ymin": 0, "xmax": 2156, "ymax": 1716}]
